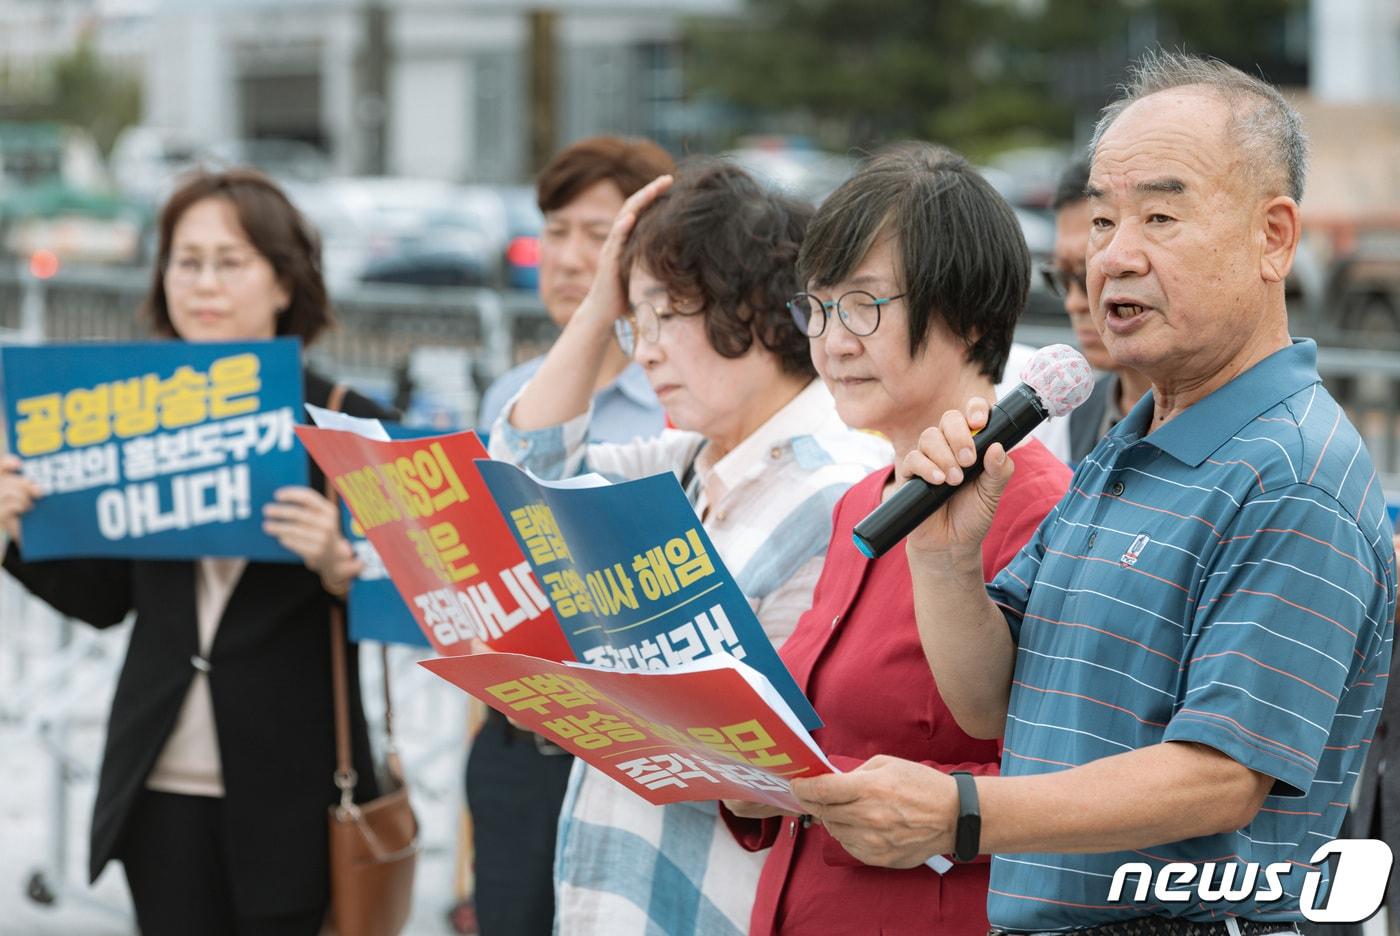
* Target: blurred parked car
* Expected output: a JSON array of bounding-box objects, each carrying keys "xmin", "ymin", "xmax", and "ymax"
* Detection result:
[
  {"xmin": 985, "ymin": 147, "xmax": 1071, "ymax": 210},
  {"xmin": 0, "ymin": 121, "xmax": 150, "ymax": 267},
  {"xmin": 723, "ymin": 141, "xmax": 857, "ymax": 206},
  {"xmin": 281, "ymin": 178, "xmax": 377, "ymax": 295},
  {"xmin": 358, "ymin": 226, "xmax": 495, "ymax": 287},
  {"xmin": 203, "ymin": 138, "xmax": 331, "ymax": 184},
  {"xmin": 112, "ymin": 129, "xmax": 331, "ymax": 205},
  {"xmin": 347, "ymin": 179, "xmax": 503, "ymax": 288},
  {"xmin": 1014, "ymin": 205, "xmax": 1063, "ymax": 325},
  {"xmin": 1285, "ymin": 236, "xmax": 1325, "ymax": 328},
  {"xmin": 284, "ymin": 177, "xmax": 505, "ymax": 290},
  {"xmin": 495, "ymin": 184, "xmax": 543, "ymax": 291},
  {"xmin": 109, "ymin": 126, "xmax": 206, "ymax": 205}
]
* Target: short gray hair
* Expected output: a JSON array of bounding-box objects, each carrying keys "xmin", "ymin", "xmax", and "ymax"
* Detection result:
[{"xmin": 1090, "ymin": 49, "xmax": 1309, "ymax": 203}]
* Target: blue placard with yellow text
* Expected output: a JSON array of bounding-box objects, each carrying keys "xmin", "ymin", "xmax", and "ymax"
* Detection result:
[
  {"xmin": 1, "ymin": 338, "xmax": 305, "ymax": 561},
  {"xmin": 476, "ymin": 460, "xmax": 821, "ymax": 731}
]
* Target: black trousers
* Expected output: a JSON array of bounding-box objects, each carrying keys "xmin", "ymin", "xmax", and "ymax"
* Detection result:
[
  {"xmin": 466, "ymin": 709, "xmax": 575, "ymax": 936},
  {"xmin": 118, "ymin": 790, "xmax": 326, "ymax": 936}
]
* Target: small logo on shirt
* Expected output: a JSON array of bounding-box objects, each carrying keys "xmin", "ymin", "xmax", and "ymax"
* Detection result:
[{"xmin": 1120, "ymin": 533, "xmax": 1150, "ymax": 566}]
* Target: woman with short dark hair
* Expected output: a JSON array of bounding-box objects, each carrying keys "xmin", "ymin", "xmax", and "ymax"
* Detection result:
[
  {"xmin": 720, "ymin": 144, "xmax": 1073, "ymax": 935},
  {"xmin": 490, "ymin": 159, "xmax": 890, "ymax": 936},
  {"xmin": 0, "ymin": 168, "xmax": 391, "ymax": 936}
]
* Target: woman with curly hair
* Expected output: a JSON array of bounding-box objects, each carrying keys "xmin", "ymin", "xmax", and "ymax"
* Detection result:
[{"xmin": 487, "ymin": 160, "xmax": 891, "ymax": 935}]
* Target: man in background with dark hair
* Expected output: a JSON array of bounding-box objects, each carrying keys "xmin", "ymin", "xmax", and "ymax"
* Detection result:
[
  {"xmin": 463, "ymin": 136, "xmax": 674, "ymax": 936},
  {"xmin": 476, "ymin": 135, "xmax": 675, "ymax": 442},
  {"xmin": 1045, "ymin": 156, "xmax": 1149, "ymax": 463}
]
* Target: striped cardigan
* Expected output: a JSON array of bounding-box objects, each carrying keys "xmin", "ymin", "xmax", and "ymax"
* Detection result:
[{"xmin": 489, "ymin": 378, "xmax": 892, "ymax": 936}]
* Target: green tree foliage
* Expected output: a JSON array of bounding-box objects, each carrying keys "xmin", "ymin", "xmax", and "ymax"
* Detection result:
[
  {"xmin": 685, "ymin": 0, "xmax": 1306, "ymax": 156},
  {"xmin": 1, "ymin": 35, "xmax": 142, "ymax": 156},
  {"xmin": 49, "ymin": 38, "xmax": 142, "ymax": 157}
]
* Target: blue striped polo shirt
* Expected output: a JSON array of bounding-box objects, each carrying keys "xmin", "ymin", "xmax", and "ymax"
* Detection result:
[{"xmin": 985, "ymin": 339, "xmax": 1396, "ymax": 930}]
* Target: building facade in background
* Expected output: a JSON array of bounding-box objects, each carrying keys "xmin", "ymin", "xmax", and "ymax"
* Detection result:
[
  {"xmin": 1, "ymin": 0, "xmax": 1398, "ymax": 185},
  {"xmin": 0, "ymin": 0, "xmax": 737, "ymax": 184},
  {"xmin": 138, "ymin": 0, "xmax": 736, "ymax": 183},
  {"xmin": 1312, "ymin": 0, "xmax": 1400, "ymax": 104}
]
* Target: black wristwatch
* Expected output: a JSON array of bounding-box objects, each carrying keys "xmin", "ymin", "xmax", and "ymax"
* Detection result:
[{"xmin": 951, "ymin": 771, "xmax": 981, "ymax": 862}]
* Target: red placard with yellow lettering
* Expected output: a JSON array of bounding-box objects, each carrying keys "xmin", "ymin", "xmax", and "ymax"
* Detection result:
[
  {"xmin": 420, "ymin": 651, "xmax": 832, "ymax": 810},
  {"xmin": 295, "ymin": 426, "xmax": 573, "ymax": 660}
]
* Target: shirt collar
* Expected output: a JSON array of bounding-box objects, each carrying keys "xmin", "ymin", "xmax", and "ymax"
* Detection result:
[
  {"xmin": 699, "ymin": 379, "xmax": 835, "ymax": 495},
  {"xmin": 1127, "ymin": 338, "xmax": 1321, "ymax": 466}
]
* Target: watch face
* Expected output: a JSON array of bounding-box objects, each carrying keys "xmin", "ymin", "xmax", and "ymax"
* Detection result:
[
  {"xmin": 956, "ymin": 815, "xmax": 982, "ymax": 863},
  {"xmin": 953, "ymin": 772, "xmax": 981, "ymax": 862}
]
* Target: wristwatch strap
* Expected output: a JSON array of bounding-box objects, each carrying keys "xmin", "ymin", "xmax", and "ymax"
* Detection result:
[{"xmin": 951, "ymin": 771, "xmax": 981, "ymax": 862}]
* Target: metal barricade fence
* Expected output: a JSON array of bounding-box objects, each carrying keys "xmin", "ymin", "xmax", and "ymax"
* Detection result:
[
  {"xmin": 6, "ymin": 267, "xmax": 1394, "ymax": 486},
  {"xmin": 0, "ymin": 266, "xmax": 560, "ymax": 404}
]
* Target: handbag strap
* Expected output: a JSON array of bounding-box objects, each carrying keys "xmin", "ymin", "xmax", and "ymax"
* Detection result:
[
  {"xmin": 331, "ymin": 602, "xmax": 355, "ymax": 807},
  {"xmin": 325, "ymin": 382, "xmax": 350, "ymax": 420},
  {"xmin": 381, "ymin": 644, "xmax": 396, "ymax": 740},
  {"xmin": 323, "ymin": 383, "xmax": 402, "ymax": 809},
  {"xmin": 323, "ymin": 383, "xmax": 359, "ymax": 808}
]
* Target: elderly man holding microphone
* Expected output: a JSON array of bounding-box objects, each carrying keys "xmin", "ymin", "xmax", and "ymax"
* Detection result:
[{"xmin": 789, "ymin": 51, "xmax": 1396, "ymax": 935}]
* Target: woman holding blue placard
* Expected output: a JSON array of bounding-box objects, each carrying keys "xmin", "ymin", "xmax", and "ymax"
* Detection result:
[
  {"xmin": 489, "ymin": 161, "xmax": 892, "ymax": 936},
  {"xmin": 0, "ymin": 168, "xmax": 392, "ymax": 936}
]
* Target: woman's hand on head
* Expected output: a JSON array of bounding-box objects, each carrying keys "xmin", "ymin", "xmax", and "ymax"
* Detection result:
[
  {"xmin": 261, "ymin": 486, "xmax": 363, "ymax": 594},
  {"xmin": 573, "ymin": 174, "xmax": 674, "ymax": 331},
  {"xmin": 0, "ymin": 454, "xmax": 42, "ymax": 544}
]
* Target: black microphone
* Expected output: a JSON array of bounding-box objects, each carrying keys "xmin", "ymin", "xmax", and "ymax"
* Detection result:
[{"xmin": 851, "ymin": 345, "xmax": 1094, "ymax": 559}]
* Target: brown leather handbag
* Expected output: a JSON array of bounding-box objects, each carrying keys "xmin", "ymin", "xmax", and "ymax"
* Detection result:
[
  {"xmin": 324, "ymin": 384, "xmax": 419, "ymax": 936},
  {"xmin": 328, "ymin": 611, "xmax": 419, "ymax": 936}
]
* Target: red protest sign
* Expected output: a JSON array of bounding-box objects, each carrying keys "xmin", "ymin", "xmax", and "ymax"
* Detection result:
[
  {"xmin": 296, "ymin": 426, "xmax": 574, "ymax": 660},
  {"xmin": 420, "ymin": 651, "xmax": 832, "ymax": 811}
]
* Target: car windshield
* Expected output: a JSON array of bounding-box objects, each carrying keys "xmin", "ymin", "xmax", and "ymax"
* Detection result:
[
  {"xmin": 423, "ymin": 208, "xmax": 486, "ymax": 236},
  {"xmin": 499, "ymin": 187, "xmax": 543, "ymax": 232}
]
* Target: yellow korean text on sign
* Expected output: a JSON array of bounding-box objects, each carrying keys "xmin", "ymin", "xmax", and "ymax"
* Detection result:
[
  {"xmin": 510, "ymin": 503, "xmax": 571, "ymax": 565},
  {"xmin": 12, "ymin": 353, "xmax": 263, "ymax": 457}
]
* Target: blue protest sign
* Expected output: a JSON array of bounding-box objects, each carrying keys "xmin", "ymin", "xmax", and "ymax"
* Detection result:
[
  {"xmin": 1, "ymin": 339, "xmax": 305, "ymax": 561},
  {"xmin": 476, "ymin": 460, "xmax": 821, "ymax": 731}
]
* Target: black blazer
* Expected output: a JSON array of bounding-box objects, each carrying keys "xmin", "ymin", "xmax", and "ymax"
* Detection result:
[{"xmin": 3, "ymin": 371, "xmax": 392, "ymax": 917}]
